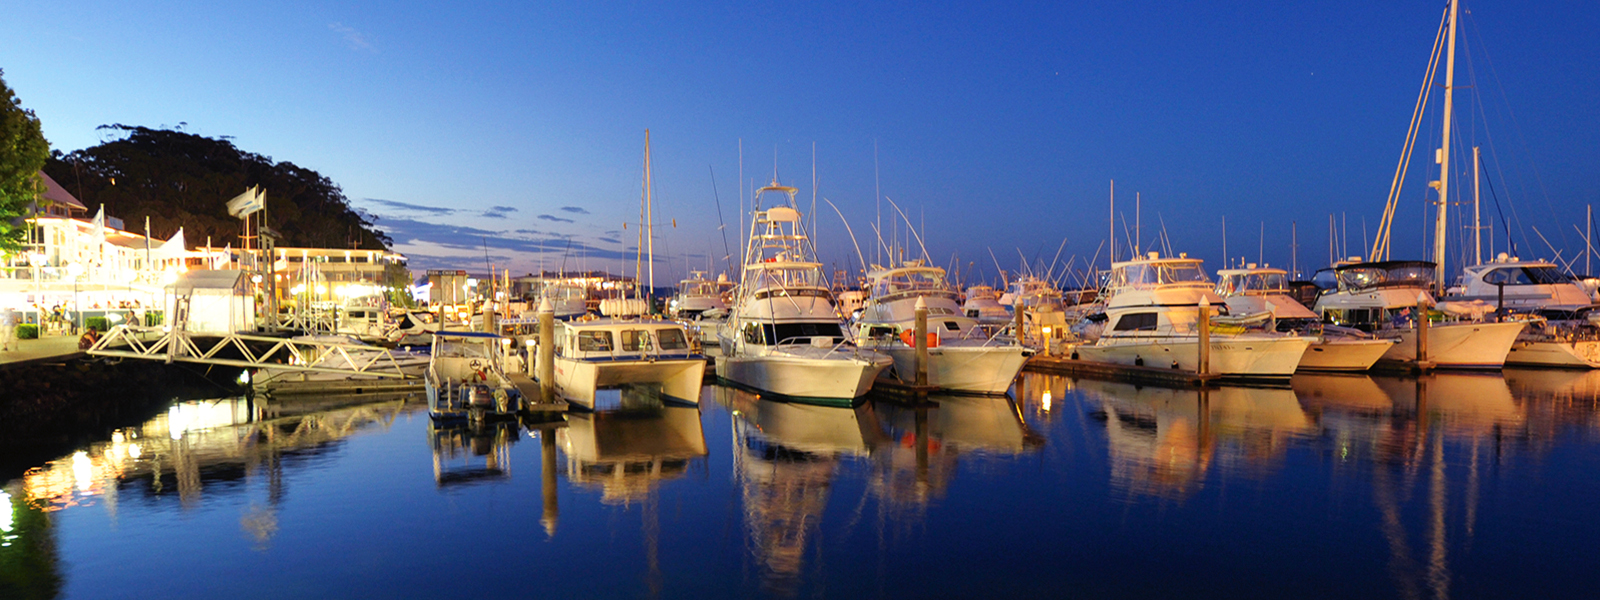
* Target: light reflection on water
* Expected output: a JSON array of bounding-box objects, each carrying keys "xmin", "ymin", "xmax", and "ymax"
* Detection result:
[{"xmin": 4, "ymin": 370, "xmax": 1600, "ymax": 599}]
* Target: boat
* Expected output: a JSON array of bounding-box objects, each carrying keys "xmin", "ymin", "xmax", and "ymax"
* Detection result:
[
  {"xmin": 425, "ymin": 331, "xmax": 523, "ymax": 421},
  {"xmin": 1214, "ymin": 265, "xmax": 1395, "ymax": 371},
  {"xmin": 853, "ymin": 260, "xmax": 1030, "ymax": 394},
  {"xmin": 1311, "ymin": 260, "xmax": 1525, "ymax": 369},
  {"xmin": 714, "ymin": 181, "xmax": 892, "ymax": 403},
  {"xmin": 544, "ymin": 317, "xmax": 707, "ymax": 409},
  {"xmin": 1073, "ymin": 252, "xmax": 1311, "ymax": 380},
  {"xmin": 1446, "ymin": 256, "xmax": 1600, "ymax": 368},
  {"xmin": 667, "ymin": 271, "xmax": 731, "ymax": 318},
  {"xmin": 961, "ymin": 285, "xmax": 1011, "ymax": 326},
  {"xmin": 537, "ymin": 280, "xmax": 589, "ymax": 320}
]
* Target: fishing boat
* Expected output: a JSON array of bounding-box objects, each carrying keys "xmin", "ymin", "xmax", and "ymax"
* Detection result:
[
  {"xmin": 854, "ymin": 260, "xmax": 1029, "ymax": 394},
  {"xmin": 426, "ymin": 331, "xmax": 523, "ymax": 421},
  {"xmin": 667, "ymin": 271, "xmax": 731, "ymax": 318},
  {"xmin": 1311, "ymin": 260, "xmax": 1524, "ymax": 369},
  {"xmin": 1214, "ymin": 266, "xmax": 1395, "ymax": 371},
  {"xmin": 961, "ymin": 285, "xmax": 1011, "ymax": 325},
  {"xmin": 1073, "ymin": 252, "xmax": 1311, "ymax": 379},
  {"xmin": 545, "ymin": 317, "xmax": 706, "ymax": 409},
  {"xmin": 715, "ymin": 181, "xmax": 892, "ymax": 403}
]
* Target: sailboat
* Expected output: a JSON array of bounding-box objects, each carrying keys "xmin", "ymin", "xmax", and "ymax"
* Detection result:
[
  {"xmin": 715, "ymin": 180, "xmax": 892, "ymax": 402},
  {"xmin": 1330, "ymin": 0, "xmax": 1525, "ymax": 369}
]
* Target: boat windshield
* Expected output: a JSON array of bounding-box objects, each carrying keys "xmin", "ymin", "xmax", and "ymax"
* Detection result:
[
  {"xmin": 1112, "ymin": 261, "xmax": 1211, "ymax": 288},
  {"xmin": 679, "ymin": 280, "xmax": 719, "ymax": 296},
  {"xmin": 872, "ymin": 270, "xmax": 948, "ymax": 298},
  {"xmin": 1483, "ymin": 265, "xmax": 1572, "ymax": 285},
  {"xmin": 743, "ymin": 266, "xmax": 824, "ymax": 290},
  {"xmin": 1216, "ymin": 272, "xmax": 1287, "ymax": 295},
  {"xmin": 543, "ymin": 284, "xmax": 587, "ymax": 300},
  {"xmin": 1336, "ymin": 265, "xmax": 1431, "ymax": 291}
]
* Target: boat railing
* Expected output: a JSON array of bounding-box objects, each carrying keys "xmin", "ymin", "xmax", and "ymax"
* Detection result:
[{"xmin": 772, "ymin": 335, "xmax": 861, "ymax": 361}]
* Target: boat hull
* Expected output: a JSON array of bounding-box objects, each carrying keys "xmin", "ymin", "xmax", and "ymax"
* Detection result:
[
  {"xmin": 716, "ymin": 353, "xmax": 890, "ymax": 400},
  {"xmin": 1505, "ymin": 338, "xmax": 1600, "ymax": 369},
  {"xmin": 553, "ymin": 356, "xmax": 707, "ymax": 408},
  {"xmin": 1297, "ymin": 337, "xmax": 1396, "ymax": 371},
  {"xmin": 1377, "ymin": 321, "xmax": 1525, "ymax": 369},
  {"xmin": 877, "ymin": 344, "xmax": 1030, "ymax": 394},
  {"xmin": 1075, "ymin": 334, "xmax": 1310, "ymax": 379}
]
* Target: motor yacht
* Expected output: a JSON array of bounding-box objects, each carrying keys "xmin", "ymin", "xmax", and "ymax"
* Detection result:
[
  {"xmin": 1311, "ymin": 260, "xmax": 1524, "ymax": 368},
  {"xmin": 1073, "ymin": 253, "xmax": 1310, "ymax": 379},
  {"xmin": 961, "ymin": 285, "xmax": 1011, "ymax": 326},
  {"xmin": 1214, "ymin": 265, "xmax": 1395, "ymax": 371},
  {"xmin": 544, "ymin": 317, "xmax": 706, "ymax": 409},
  {"xmin": 714, "ymin": 181, "xmax": 892, "ymax": 403},
  {"xmin": 425, "ymin": 331, "xmax": 523, "ymax": 420},
  {"xmin": 853, "ymin": 261, "xmax": 1029, "ymax": 394}
]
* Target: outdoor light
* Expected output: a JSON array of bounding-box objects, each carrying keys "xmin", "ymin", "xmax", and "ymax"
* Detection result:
[{"xmin": 251, "ymin": 274, "xmax": 262, "ymax": 284}]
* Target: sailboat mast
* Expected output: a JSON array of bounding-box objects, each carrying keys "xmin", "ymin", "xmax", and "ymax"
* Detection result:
[
  {"xmin": 645, "ymin": 130, "xmax": 656, "ymax": 308},
  {"xmin": 1473, "ymin": 146, "xmax": 1482, "ymax": 266},
  {"xmin": 1432, "ymin": 0, "xmax": 1461, "ymax": 288},
  {"xmin": 1108, "ymin": 179, "xmax": 1115, "ymax": 265}
]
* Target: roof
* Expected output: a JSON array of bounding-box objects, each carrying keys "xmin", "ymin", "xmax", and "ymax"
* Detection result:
[
  {"xmin": 1331, "ymin": 260, "xmax": 1435, "ymax": 271},
  {"xmin": 1216, "ymin": 268, "xmax": 1288, "ymax": 276},
  {"xmin": 39, "ymin": 171, "xmax": 88, "ymax": 211},
  {"xmin": 433, "ymin": 331, "xmax": 505, "ymax": 339},
  {"xmin": 167, "ymin": 269, "xmax": 246, "ymax": 292}
]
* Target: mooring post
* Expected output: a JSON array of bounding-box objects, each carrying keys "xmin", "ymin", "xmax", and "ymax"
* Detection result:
[
  {"xmin": 914, "ymin": 296, "xmax": 929, "ymax": 387},
  {"xmin": 1495, "ymin": 282, "xmax": 1505, "ymax": 323},
  {"xmin": 537, "ymin": 297, "xmax": 556, "ymax": 403},
  {"xmin": 1416, "ymin": 292, "xmax": 1430, "ymax": 367},
  {"xmin": 482, "ymin": 301, "xmax": 497, "ymax": 334},
  {"xmin": 1197, "ymin": 297, "xmax": 1211, "ymax": 376}
]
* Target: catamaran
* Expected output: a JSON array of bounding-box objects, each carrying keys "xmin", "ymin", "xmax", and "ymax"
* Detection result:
[
  {"xmin": 1073, "ymin": 252, "xmax": 1311, "ymax": 379},
  {"xmin": 853, "ymin": 260, "xmax": 1029, "ymax": 394},
  {"xmin": 1214, "ymin": 266, "xmax": 1395, "ymax": 371},
  {"xmin": 715, "ymin": 181, "xmax": 892, "ymax": 402},
  {"xmin": 545, "ymin": 317, "xmax": 706, "ymax": 409}
]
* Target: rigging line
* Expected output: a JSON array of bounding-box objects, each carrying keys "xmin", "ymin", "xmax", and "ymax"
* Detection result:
[
  {"xmin": 1530, "ymin": 226, "xmax": 1574, "ymax": 273},
  {"xmin": 1481, "ymin": 163, "xmax": 1517, "ymax": 256},
  {"xmin": 867, "ymin": 222, "xmax": 894, "ymax": 266},
  {"xmin": 987, "ymin": 247, "xmax": 1006, "ymax": 286},
  {"xmin": 1464, "ymin": 7, "xmax": 1565, "ymax": 253},
  {"xmin": 881, "ymin": 196, "xmax": 929, "ymax": 263},
  {"xmin": 708, "ymin": 166, "xmax": 732, "ymax": 273},
  {"xmin": 1374, "ymin": 5, "xmax": 1450, "ymax": 261}
]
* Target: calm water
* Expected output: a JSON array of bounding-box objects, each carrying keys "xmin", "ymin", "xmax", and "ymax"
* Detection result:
[{"xmin": 6, "ymin": 370, "xmax": 1600, "ymax": 599}]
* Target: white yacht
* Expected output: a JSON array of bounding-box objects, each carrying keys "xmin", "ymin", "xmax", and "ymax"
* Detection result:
[
  {"xmin": 715, "ymin": 181, "xmax": 892, "ymax": 403},
  {"xmin": 426, "ymin": 331, "xmax": 523, "ymax": 420},
  {"xmin": 1214, "ymin": 266, "xmax": 1395, "ymax": 371},
  {"xmin": 667, "ymin": 271, "xmax": 731, "ymax": 318},
  {"xmin": 853, "ymin": 261, "xmax": 1029, "ymax": 394},
  {"xmin": 961, "ymin": 285, "xmax": 1011, "ymax": 326},
  {"xmin": 999, "ymin": 275, "xmax": 1063, "ymax": 312},
  {"xmin": 1447, "ymin": 255, "xmax": 1600, "ymax": 368},
  {"xmin": 544, "ymin": 317, "xmax": 706, "ymax": 409},
  {"xmin": 1074, "ymin": 253, "xmax": 1311, "ymax": 379},
  {"xmin": 1311, "ymin": 260, "xmax": 1525, "ymax": 369}
]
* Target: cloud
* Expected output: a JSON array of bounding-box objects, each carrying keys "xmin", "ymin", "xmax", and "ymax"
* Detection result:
[
  {"xmin": 598, "ymin": 237, "xmax": 621, "ymax": 244},
  {"xmin": 329, "ymin": 23, "xmax": 375, "ymax": 52},
  {"xmin": 373, "ymin": 217, "xmax": 633, "ymax": 272},
  {"xmin": 360, "ymin": 198, "xmax": 458, "ymax": 215},
  {"xmin": 559, "ymin": 206, "xmax": 591, "ymax": 215},
  {"xmin": 482, "ymin": 205, "xmax": 517, "ymax": 218},
  {"xmin": 537, "ymin": 214, "xmax": 575, "ymax": 223}
]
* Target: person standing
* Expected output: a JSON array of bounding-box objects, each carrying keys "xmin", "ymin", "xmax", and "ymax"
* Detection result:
[{"xmin": 1, "ymin": 306, "xmax": 17, "ymax": 352}]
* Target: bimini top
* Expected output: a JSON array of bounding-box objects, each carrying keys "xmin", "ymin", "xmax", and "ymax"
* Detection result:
[
  {"xmin": 433, "ymin": 331, "xmax": 505, "ymax": 339},
  {"xmin": 1324, "ymin": 260, "xmax": 1435, "ymax": 292}
]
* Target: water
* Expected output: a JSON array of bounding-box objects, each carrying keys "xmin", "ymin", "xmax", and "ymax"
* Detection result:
[{"xmin": 5, "ymin": 370, "xmax": 1600, "ymax": 599}]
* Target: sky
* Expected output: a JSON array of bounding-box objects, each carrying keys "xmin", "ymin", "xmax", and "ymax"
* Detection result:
[{"xmin": 5, "ymin": 0, "xmax": 1600, "ymax": 286}]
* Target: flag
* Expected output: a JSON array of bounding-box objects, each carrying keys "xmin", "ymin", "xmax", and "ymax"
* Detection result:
[{"xmin": 226, "ymin": 186, "xmax": 265, "ymax": 218}]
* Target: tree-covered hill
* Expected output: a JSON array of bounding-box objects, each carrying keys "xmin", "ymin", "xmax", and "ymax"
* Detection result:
[{"xmin": 44, "ymin": 125, "xmax": 390, "ymax": 250}]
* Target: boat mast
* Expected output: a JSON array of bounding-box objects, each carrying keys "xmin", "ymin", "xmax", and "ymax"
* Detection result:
[
  {"xmin": 1108, "ymin": 179, "xmax": 1115, "ymax": 265},
  {"xmin": 1432, "ymin": 0, "xmax": 1461, "ymax": 288},
  {"xmin": 645, "ymin": 130, "xmax": 656, "ymax": 310},
  {"xmin": 1473, "ymin": 146, "xmax": 1482, "ymax": 266}
]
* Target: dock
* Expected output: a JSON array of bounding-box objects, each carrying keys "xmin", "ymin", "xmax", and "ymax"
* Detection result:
[
  {"xmin": 1024, "ymin": 354, "xmax": 1223, "ymax": 387},
  {"xmin": 0, "ymin": 334, "xmax": 85, "ymax": 367},
  {"xmin": 508, "ymin": 372, "xmax": 569, "ymax": 412}
]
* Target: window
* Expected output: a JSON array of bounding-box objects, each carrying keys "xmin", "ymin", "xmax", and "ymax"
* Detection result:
[
  {"xmin": 1112, "ymin": 312, "xmax": 1158, "ymax": 331},
  {"xmin": 943, "ymin": 321, "xmax": 961, "ymax": 331},
  {"xmin": 657, "ymin": 329, "xmax": 689, "ymax": 350},
  {"xmin": 619, "ymin": 329, "xmax": 651, "ymax": 352},
  {"xmin": 762, "ymin": 322, "xmax": 845, "ymax": 345},
  {"xmin": 743, "ymin": 323, "xmax": 762, "ymax": 344},
  {"xmin": 578, "ymin": 331, "xmax": 613, "ymax": 352}
]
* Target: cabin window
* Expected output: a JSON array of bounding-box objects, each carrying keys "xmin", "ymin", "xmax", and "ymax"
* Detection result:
[
  {"xmin": 943, "ymin": 321, "xmax": 961, "ymax": 332},
  {"xmin": 657, "ymin": 329, "xmax": 689, "ymax": 350},
  {"xmin": 578, "ymin": 331, "xmax": 613, "ymax": 352},
  {"xmin": 763, "ymin": 322, "xmax": 845, "ymax": 345},
  {"xmin": 866, "ymin": 326, "xmax": 896, "ymax": 340},
  {"xmin": 742, "ymin": 323, "xmax": 762, "ymax": 344},
  {"xmin": 1321, "ymin": 308, "xmax": 1383, "ymax": 332},
  {"xmin": 619, "ymin": 329, "xmax": 652, "ymax": 352},
  {"xmin": 1112, "ymin": 312, "xmax": 1158, "ymax": 331}
]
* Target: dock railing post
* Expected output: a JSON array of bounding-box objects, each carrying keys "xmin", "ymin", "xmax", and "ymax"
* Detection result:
[
  {"xmin": 914, "ymin": 296, "xmax": 929, "ymax": 387},
  {"xmin": 1198, "ymin": 297, "xmax": 1210, "ymax": 376},
  {"xmin": 538, "ymin": 297, "xmax": 556, "ymax": 403},
  {"xmin": 1416, "ymin": 292, "xmax": 1430, "ymax": 367}
]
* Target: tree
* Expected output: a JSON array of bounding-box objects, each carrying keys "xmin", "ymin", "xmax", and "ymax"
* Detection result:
[
  {"xmin": 0, "ymin": 69, "xmax": 50, "ymax": 254},
  {"xmin": 44, "ymin": 125, "xmax": 391, "ymax": 250}
]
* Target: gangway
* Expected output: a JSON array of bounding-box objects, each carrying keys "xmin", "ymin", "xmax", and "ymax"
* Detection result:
[{"xmin": 88, "ymin": 324, "xmax": 416, "ymax": 379}]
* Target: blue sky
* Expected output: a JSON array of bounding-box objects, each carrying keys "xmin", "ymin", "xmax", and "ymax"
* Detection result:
[{"xmin": 5, "ymin": 1, "xmax": 1599, "ymax": 284}]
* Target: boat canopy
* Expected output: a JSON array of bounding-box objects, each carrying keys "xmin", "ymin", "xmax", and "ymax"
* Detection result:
[
  {"xmin": 1108, "ymin": 259, "xmax": 1210, "ymax": 289},
  {"xmin": 1215, "ymin": 269, "xmax": 1289, "ymax": 295},
  {"xmin": 1327, "ymin": 261, "xmax": 1435, "ymax": 292}
]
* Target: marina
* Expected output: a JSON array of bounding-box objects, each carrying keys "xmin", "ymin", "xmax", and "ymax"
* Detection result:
[{"xmin": 5, "ymin": 0, "xmax": 1600, "ymax": 597}]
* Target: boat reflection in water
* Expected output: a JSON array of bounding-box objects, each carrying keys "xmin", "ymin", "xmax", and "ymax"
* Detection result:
[
  {"xmin": 1074, "ymin": 379, "xmax": 1313, "ymax": 500},
  {"xmin": 717, "ymin": 386, "xmax": 883, "ymax": 595},
  {"xmin": 428, "ymin": 421, "xmax": 519, "ymax": 488},
  {"xmin": 557, "ymin": 386, "xmax": 709, "ymax": 506},
  {"xmin": 870, "ymin": 394, "xmax": 1043, "ymax": 513}
]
